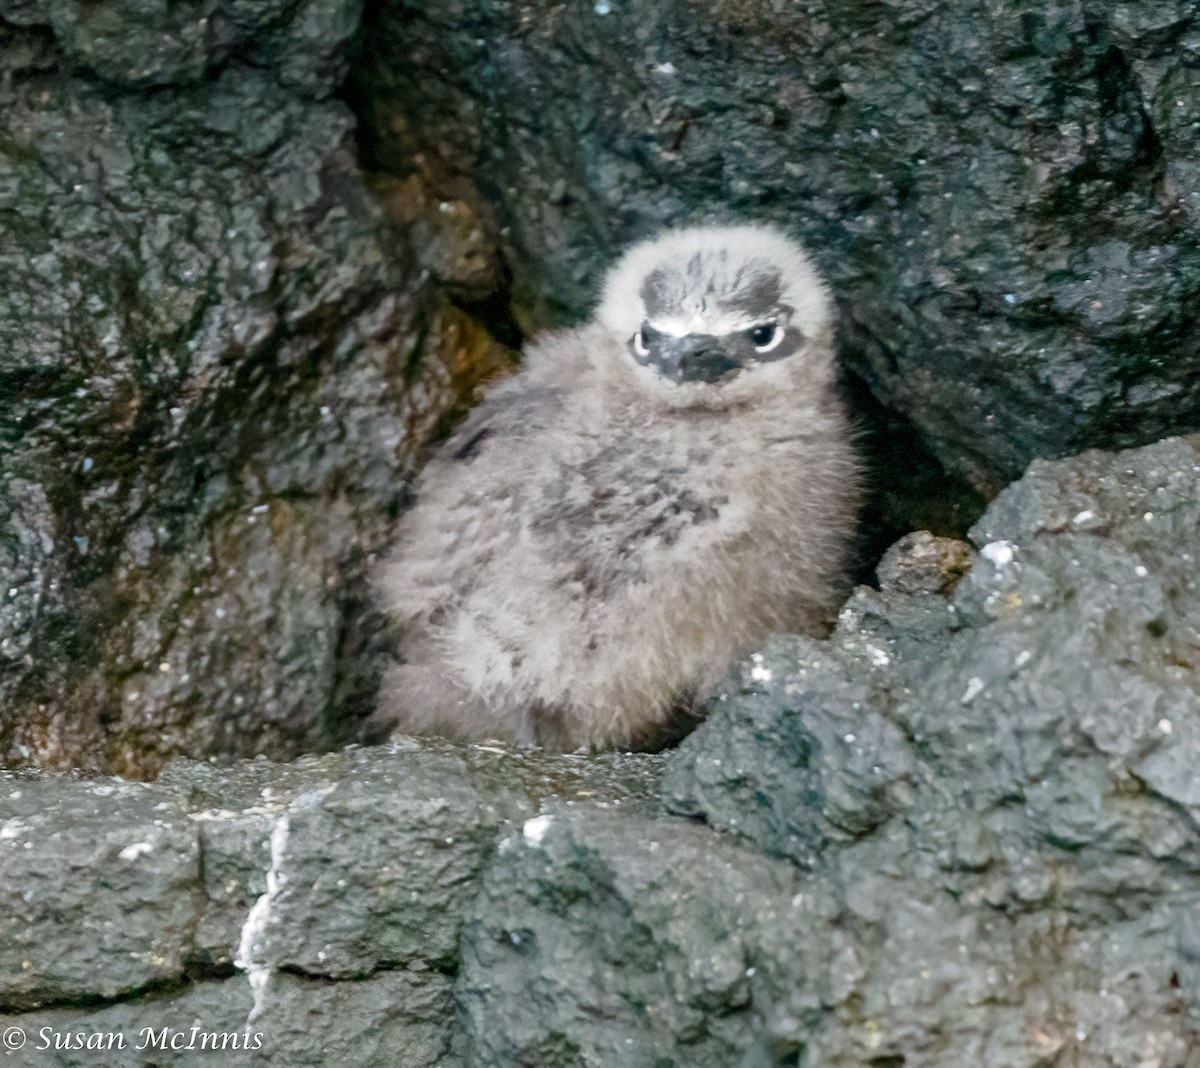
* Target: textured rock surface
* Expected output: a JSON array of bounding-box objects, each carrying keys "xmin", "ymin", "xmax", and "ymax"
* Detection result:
[
  {"xmin": 660, "ymin": 433, "xmax": 1200, "ymax": 1064},
  {"xmin": 11, "ymin": 970, "xmax": 453, "ymax": 1068},
  {"xmin": 0, "ymin": 743, "xmax": 663, "ymax": 1064},
  {"xmin": 0, "ymin": 776, "xmax": 200, "ymax": 1007},
  {"xmin": 0, "ymin": 0, "xmax": 510, "ymax": 774},
  {"xmin": 6, "ymin": 0, "xmax": 1200, "ymax": 1061},
  {"xmin": 355, "ymin": 0, "xmax": 1200, "ymax": 507},
  {"xmin": 5, "ymin": 437, "xmax": 1200, "ymax": 1065},
  {"xmin": 8, "ymin": 0, "xmax": 1200, "ymax": 771},
  {"xmin": 454, "ymin": 806, "xmax": 821, "ymax": 1066}
]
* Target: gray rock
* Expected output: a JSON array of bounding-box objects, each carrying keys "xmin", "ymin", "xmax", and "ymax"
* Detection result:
[
  {"xmin": 454, "ymin": 801, "xmax": 1200, "ymax": 1066},
  {"xmin": 0, "ymin": 774, "xmax": 200, "ymax": 1009},
  {"xmin": 190, "ymin": 747, "xmax": 531, "ymax": 979},
  {"xmin": 169, "ymin": 741, "xmax": 664, "ymax": 979},
  {"xmin": 663, "ymin": 636, "xmax": 916, "ymax": 868},
  {"xmin": 454, "ymin": 805, "xmax": 828, "ymax": 1067},
  {"xmin": 356, "ymin": 0, "xmax": 1200, "ymax": 503},
  {"xmin": 0, "ymin": 741, "xmax": 662, "ymax": 1020},
  {"xmin": 659, "ymin": 434, "xmax": 1200, "ymax": 1062},
  {"xmin": 0, "ymin": 2, "xmax": 510, "ymax": 774},
  {"xmin": 6, "ymin": 968, "xmax": 453, "ymax": 1067}
]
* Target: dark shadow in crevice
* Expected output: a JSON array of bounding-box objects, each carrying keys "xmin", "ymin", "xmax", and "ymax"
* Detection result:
[{"xmin": 839, "ymin": 368, "xmax": 989, "ymax": 587}]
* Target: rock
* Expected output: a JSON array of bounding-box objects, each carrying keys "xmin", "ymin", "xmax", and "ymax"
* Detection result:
[
  {"xmin": 661, "ymin": 434, "xmax": 1200, "ymax": 1062},
  {"xmin": 0, "ymin": 741, "xmax": 664, "ymax": 1062},
  {"xmin": 3, "ymin": 438, "xmax": 1200, "ymax": 1064},
  {"xmin": 454, "ymin": 805, "xmax": 830, "ymax": 1067},
  {"xmin": 10, "ymin": 969, "xmax": 453, "ymax": 1067},
  {"xmin": 875, "ymin": 530, "xmax": 976, "ymax": 597},
  {"xmin": 161, "ymin": 740, "xmax": 664, "ymax": 979},
  {"xmin": 664, "ymin": 635, "xmax": 917, "ymax": 868},
  {"xmin": 0, "ymin": 775, "xmax": 200, "ymax": 1009},
  {"xmin": 354, "ymin": 0, "xmax": 1200, "ymax": 506},
  {"xmin": 368, "ymin": 170, "xmax": 507, "ymax": 304},
  {"xmin": 0, "ymin": 2, "xmax": 511, "ymax": 774}
]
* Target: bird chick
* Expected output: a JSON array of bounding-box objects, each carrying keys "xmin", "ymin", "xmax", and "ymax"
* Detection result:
[{"xmin": 374, "ymin": 223, "xmax": 859, "ymax": 750}]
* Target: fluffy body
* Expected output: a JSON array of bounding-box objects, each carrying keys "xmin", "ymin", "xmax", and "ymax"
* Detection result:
[{"xmin": 375, "ymin": 223, "xmax": 859, "ymax": 749}]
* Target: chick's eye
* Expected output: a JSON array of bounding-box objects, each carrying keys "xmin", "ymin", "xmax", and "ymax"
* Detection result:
[{"xmin": 750, "ymin": 323, "xmax": 781, "ymax": 351}]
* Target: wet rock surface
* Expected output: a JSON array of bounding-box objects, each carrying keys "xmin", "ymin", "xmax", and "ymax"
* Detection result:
[
  {"xmin": 4, "ymin": 437, "xmax": 1200, "ymax": 1065},
  {"xmin": 0, "ymin": 0, "xmax": 510, "ymax": 774},
  {"xmin": 356, "ymin": 0, "xmax": 1200, "ymax": 511},
  {"xmin": 6, "ymin": 0, "xmax": 1200, "ymax": 1063},
  {"xmin": 6, "ymin": 0, "xmax": 1200, "ymax": 770}
]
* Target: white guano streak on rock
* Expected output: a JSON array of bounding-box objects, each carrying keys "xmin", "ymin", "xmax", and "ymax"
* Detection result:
[
  {"xmin": 234, "ymin": 811, "xmax": 290, "ymax": 1025},
  {"xmin": 233, "ymin": 786, "xmax": 333, "ymax": 1025}
]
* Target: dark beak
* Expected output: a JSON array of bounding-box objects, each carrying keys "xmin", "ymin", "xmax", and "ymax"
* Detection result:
[{"xmin": 654, "ymin": 334, "xmax": 740, "ymax": 384}]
